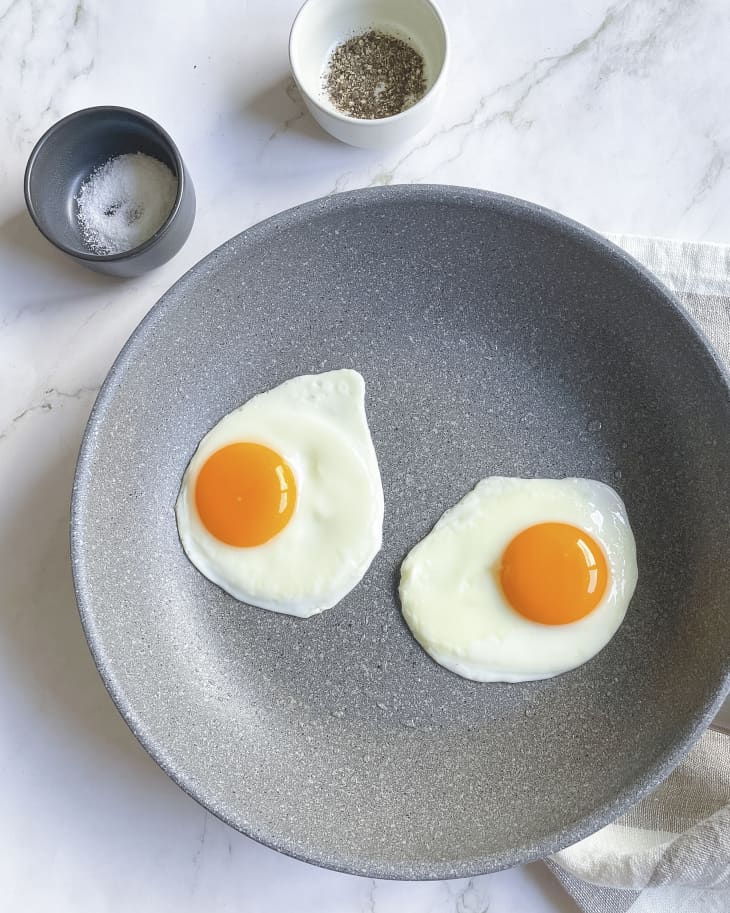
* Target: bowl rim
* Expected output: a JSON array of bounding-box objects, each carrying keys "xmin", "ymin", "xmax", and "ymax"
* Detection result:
[
  {"xmin": 288, "ymin": 0, "xmax": 450, "ymax": 126},
  {"xmin": 71, "ymin": 185, "xmax": 730, "ymax": 880},
  {"xmin": 24, "ymin": 105, "xmax": 188, "ymax": 263}
]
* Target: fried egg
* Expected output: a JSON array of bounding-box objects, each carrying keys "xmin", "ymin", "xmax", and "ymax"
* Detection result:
[
  {"xmin": 176, "ymin": 370, "xmax": 383, "ymax": 617},
  {"xmin": 399, "ymin": 477, "xmax": 637, "ymax": 682}
]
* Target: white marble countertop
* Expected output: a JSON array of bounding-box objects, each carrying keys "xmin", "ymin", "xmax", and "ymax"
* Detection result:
[{"xmin": 2, "ymin": 1, "xmax": 729, "ymax": 909}]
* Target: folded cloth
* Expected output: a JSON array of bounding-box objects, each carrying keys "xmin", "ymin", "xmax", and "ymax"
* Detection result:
[
  {"xmin": 548, "ymin": 234, "xmax": 730, "ymax": 913},
  {"xmin": 550, "ymin": 730, "xmax": 730, "ymax": 912}
]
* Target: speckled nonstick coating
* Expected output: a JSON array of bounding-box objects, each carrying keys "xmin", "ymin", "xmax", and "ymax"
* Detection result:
[{"xmin": 71, "ymin": 186, "xmax": 730, "ymax": 879}]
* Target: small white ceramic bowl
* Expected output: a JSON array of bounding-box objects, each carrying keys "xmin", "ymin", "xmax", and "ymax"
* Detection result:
[{"xmin": 289, "ymin": 0, "xmax": 449, "ymax": 149}]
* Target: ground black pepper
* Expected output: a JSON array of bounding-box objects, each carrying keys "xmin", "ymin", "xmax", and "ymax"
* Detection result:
[{"xmin": 324, "ymin": 30, "xmax": 426, "ymax": 120}]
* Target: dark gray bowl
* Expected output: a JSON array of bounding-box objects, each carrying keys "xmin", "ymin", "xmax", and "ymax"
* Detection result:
[
  {"xmin": 71, "ymin": 186, "xmax": 730, "ymax": 879},
  {"xmin": 25, "ymin": 106, "xmax": 195, "ymax": 278}
]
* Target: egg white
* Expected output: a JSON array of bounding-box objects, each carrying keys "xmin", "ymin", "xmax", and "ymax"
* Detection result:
[
  {"xmin": 399, "ymin": 477, "xmax": 638, "ymax": 682},
  {"xmin": 176, "ymin": 369, "xmax": 383, "ymax": 617}
]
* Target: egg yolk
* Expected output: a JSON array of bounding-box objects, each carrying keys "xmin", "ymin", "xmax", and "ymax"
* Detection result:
[
  {"xmin": 499, "ymin": 522, "xmax": 608, "ymax": 625},
  {"xmin": 194, "ymin": 442, "xmax": 296, "ymax": 547}
]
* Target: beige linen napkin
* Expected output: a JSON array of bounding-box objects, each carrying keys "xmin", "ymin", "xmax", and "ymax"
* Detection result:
[{"xmin": 548, "ymin": 234, "xmax": 730, "ymax": 913}]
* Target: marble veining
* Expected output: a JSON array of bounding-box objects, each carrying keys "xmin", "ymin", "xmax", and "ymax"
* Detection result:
[
  {"xmin": 1, "ymin": 0, "xmax": 96, "ymax": 164},
  {"xmin": 1, "ymin": 0, "xmax": 729, "ymax": 909}
]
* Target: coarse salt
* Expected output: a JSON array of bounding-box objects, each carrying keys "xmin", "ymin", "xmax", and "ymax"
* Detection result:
[{"xmin": 75, "ymin": 152, "xmax": 177, "ymax": 255}]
